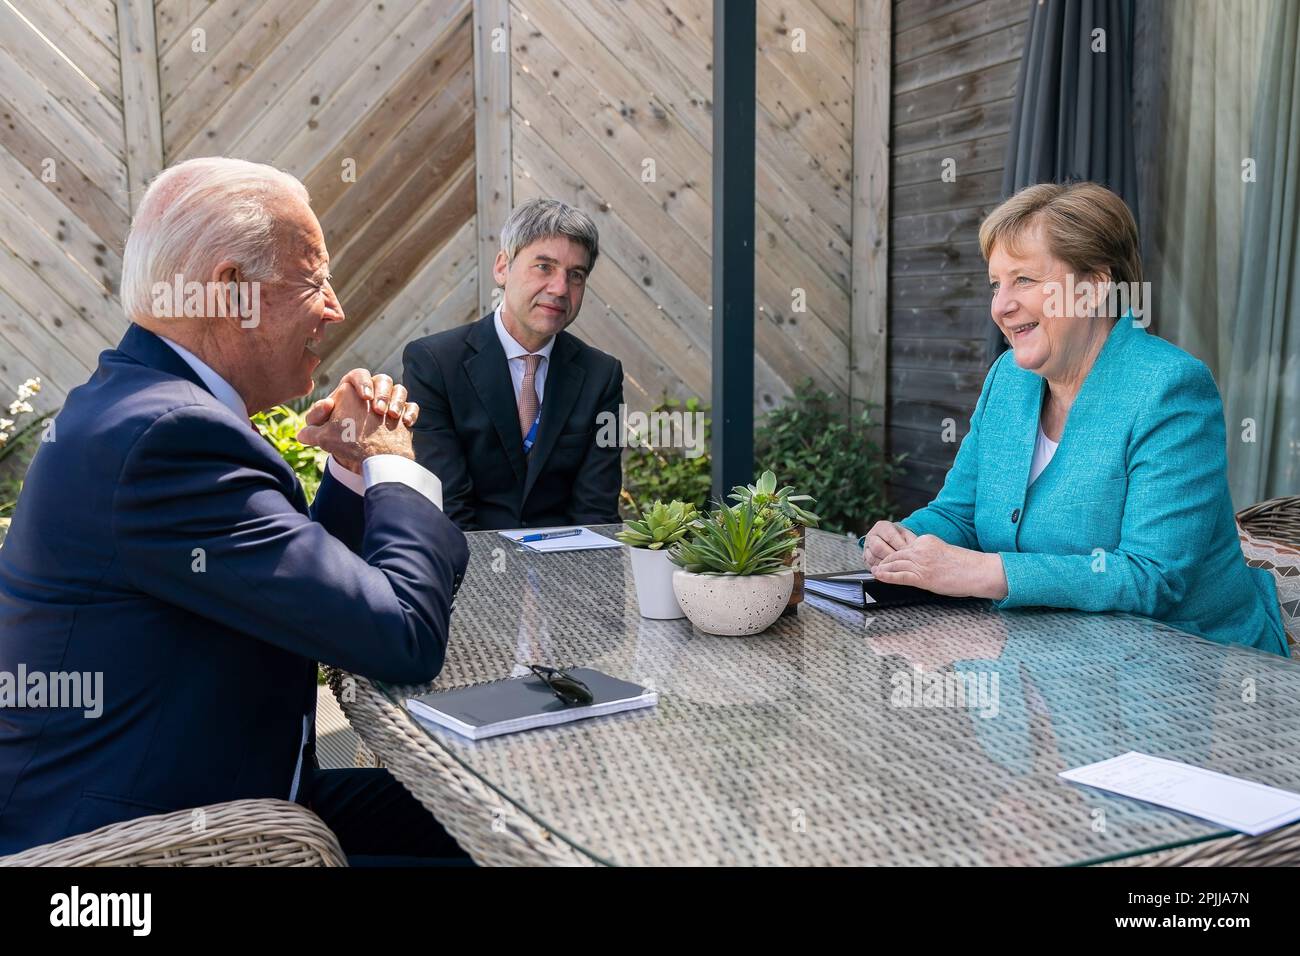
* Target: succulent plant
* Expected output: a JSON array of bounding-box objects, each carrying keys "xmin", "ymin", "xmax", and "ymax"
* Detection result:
[
  {"xmin": 616, "ymin": 499, "xmax": 698, "ymax": 550},
  {"xmin": 728, "ymin": 470, "xmax": 820, "ymax": 528},
  {"xmin": 668, "ymin": 500, "xmax": 798, "ymax": 575}
]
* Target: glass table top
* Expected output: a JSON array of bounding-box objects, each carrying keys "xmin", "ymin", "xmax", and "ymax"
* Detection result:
[{"xmin": 377, "ymin": 527, "xmax": 1300, "ymax": 866}]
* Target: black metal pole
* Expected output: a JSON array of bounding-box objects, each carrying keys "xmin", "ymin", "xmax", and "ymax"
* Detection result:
[{"xmin": 711, "ymin": 0, "xmax": 756, "ymax": 503}]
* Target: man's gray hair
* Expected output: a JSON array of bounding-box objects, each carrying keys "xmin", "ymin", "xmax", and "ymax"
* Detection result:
[
  {"xmin": 500, "ymin": 197, "xmax": 599, "ymax": 271},
  {"xmin": 120, "ymin": 157, "xmax": 309, "ymax": 321}
]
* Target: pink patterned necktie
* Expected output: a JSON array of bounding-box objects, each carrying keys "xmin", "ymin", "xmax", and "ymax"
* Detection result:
[{"xmin": 517, "ymin": 353, "xmax": 542, "ymax": 437}]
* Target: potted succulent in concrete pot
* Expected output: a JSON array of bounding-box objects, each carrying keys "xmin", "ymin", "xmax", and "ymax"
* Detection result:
[
  {"xmin": 729, "ymin": 470, "xmax": 820, "ymax": 614},
  {"xmin": 617, "ymin": 499, "xmax": 697, "ymax": 619},
  {"xmin": 668, "ymin": 501, "xmax": 798, "ymax": 636}
]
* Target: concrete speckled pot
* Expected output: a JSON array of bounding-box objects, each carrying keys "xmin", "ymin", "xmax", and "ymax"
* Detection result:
[{"xmin": 672, "ymin": 569, "xmax": 794, "ymax": 636}]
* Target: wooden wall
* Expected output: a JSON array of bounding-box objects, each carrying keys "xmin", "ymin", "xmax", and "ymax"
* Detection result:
[
  {"xmin": 154, "ymin": 0, "xmax": 480, "ymax": 385},
  {"xmin": 507, "ymin": 0, "xmax": 859, "ymax": 415},
  {"xmin": 887, "ymin": 0, "xmax": 1029, "ymax": 515},
  {"xmin": 0, "ymin": 0, "xmax": 134, "ymax": 412},
  {"xmin": 0, "ymin": 0, "xmax": 480, "ymax": 414},
  {"xmin": 0, "ymin": 0, "xmax": 1032, "ymax": 516}
]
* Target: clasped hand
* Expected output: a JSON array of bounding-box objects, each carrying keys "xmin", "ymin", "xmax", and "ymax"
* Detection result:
[
  {"xmin": 863, "ymin": 520, "xmax": 1008, "ymax": 600},
  {"xmin": 296, "ymin": 369, "xmax": 419, "ymax": 473}
]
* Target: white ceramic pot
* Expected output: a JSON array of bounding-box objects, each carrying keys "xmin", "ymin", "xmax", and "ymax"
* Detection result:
[
  {"xmin": 628, "ymin": 546, "xmax": 686, "ymax": 619},
  {"xmin": 671, "ymin": 569, "xmax": 794, "ymax": 636}
]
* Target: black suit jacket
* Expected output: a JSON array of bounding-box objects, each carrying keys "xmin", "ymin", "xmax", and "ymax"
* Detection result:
[{"xmin": 402, "ymin": 313, "xmax": 623, "ymax": 531}]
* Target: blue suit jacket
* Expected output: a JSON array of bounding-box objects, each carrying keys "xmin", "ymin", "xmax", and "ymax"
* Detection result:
[
  {"xmin": 0, "ymin": 325, "xmax": 469, "ymax": 854},
  {"xmin": 900, "ymin": 315, "xmax": 1287, "ymax": 656}
]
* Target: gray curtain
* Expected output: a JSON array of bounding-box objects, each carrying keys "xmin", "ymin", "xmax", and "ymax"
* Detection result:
[
  {"xmin": 1139, "ymin": 0, "xmax": 1267, "ymax": 382},
  {"xmin": 988, "ymin": 0, "xmax": 1139, "ymax": 364},
  {"xmin": 1224, "ymin": 0, "xmax": 1300, "ymax": 505}
]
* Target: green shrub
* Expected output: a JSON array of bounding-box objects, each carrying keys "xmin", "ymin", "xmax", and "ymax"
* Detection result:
[
  {"xmin": 619, "ymin": 396, "xmax": 712, "ymax": 518},
  {"xmin": 0, "ymin": 378, "xmax": 48, "ymax": 522},
  {"xmin": 755, "ymin": 380, "xmax": 905, "ymax": 537},
  {"xmin": 252, "ymin": 405, "xmax": 327, "ymax": 502},
  {"xmin": 620, "ymin": 383, "xmax": 905, "ymax": 537}
]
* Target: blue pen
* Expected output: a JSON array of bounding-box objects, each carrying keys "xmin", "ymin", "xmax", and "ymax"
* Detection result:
[{"xmin": 519, "ymin": 529, "xmax": 583, "ymax": 543}]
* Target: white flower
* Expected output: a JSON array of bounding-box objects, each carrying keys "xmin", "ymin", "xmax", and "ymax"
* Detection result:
[
  {"xmin": 0, "ymin": 419, "xmax": 12, "ymax": 431},
  {"xmin": 0, "ymin": 433, "xmax": 7, "ymax": 446},
  {"xmin": 8, "ymin": 400, "xmax": 33, "ymax": 416}
]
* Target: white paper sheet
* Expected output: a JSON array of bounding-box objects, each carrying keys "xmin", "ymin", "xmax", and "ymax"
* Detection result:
[
  {"xmin": 1059, "ymin": 751, "xmax": 1300, "ymax": 836},
  {"xmin": 497, "ymin": 526, "xmax": 623, "ymax": 553}
]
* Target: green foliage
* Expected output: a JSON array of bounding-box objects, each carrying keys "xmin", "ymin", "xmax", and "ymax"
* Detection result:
[
  {"xmin": 754, "ymin": 380, "xmax": 905, "ymax": 537},
  {"xmin": 619, "ymin": 396, "xmax": 712, "ymax": 518},
  {"xmin": 728, "ymin": 468, "xmax": 820, "ymax": 528},
  {"xmin": 252, "ymin": 405, "xmax": 327, "ymax": 502},
  {"xmin": 616, "ymin": 499, "xmax": 698, "ymax": 550},
  {"xmin": 669, "ymin": 500, "xmax": 798, "ymax": 575},
  {"xmin": 0, "ymin": 379, "xmax": 48, "ymax": 522},
  {"xmin": 620, "ymin": 383, "xmax": 905, "ymax": 537}
]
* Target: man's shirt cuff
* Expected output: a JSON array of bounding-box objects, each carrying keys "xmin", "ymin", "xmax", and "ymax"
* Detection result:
[{"xmin": 326, "ymin": 454, "xmax": 443, "ymax": 510}]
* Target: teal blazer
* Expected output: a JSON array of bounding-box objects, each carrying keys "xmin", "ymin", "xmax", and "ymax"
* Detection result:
[{"xmin": 899, "ymin": 315, "xmax": 1288, "ymax": 656}]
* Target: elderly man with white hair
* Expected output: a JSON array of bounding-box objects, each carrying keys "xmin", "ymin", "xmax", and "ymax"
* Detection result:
[{"xmin": 0, "ymin": 157, "xmax": 471, "ymax": 865}]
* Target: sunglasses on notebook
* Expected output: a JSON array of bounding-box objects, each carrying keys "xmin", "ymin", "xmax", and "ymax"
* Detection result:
[{"xmin": 526, "ymin": 664, "xmax": 594, "ymax": 707}]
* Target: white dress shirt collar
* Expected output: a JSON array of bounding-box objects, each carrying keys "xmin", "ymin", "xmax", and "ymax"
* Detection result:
[
  {"xmin": 493, "ymin": 304, "xmax": 556, "ymax": 362},
  {"xmin": 157, "ymin": 335, "xmax": 249, "ymax": 421}
]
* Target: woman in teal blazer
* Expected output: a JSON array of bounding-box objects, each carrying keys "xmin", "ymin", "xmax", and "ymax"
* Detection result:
[{"xmin": 866, "ymin": 183, "xmax": 1287, "ymax": 656}]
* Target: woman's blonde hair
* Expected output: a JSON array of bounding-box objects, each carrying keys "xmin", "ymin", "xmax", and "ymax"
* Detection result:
[{"xmin": 978, "ymin": 181, "xmax": 1142, "ymax": 286}]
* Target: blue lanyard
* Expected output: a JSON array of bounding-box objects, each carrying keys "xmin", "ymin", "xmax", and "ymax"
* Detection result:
[{"xmin": 523, "ymin": 411, "xmax": 540, "ymax": 454}]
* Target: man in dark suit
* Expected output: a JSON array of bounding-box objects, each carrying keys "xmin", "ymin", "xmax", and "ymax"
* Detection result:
[
  {"xmin": 403, "ymin": 198, "xmax": 623, "ymax": 531},
  {"xmin": 0, "ymin": 158, "xmax": 469, "ymax": 864}
]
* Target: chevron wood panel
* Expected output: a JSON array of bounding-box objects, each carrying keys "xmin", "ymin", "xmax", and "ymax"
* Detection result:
[
  {"xmin": 4, "ymin": 0, "xmax": 877, "ymax": 425},
  {"xmin": 151, "ymin": 0, "xmax": 479, "ymax": 389},
  {"xmin": 509, "ymin": 0, "xmax": 857, "ymax": 414},
  {"xmin": 0, "ymin": 0, "xmax": 133, "ymax": 412}
]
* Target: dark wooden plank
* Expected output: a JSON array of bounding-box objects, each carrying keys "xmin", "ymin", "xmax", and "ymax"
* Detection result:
[
  {"xmin": 891, "ymin": 168, "xmax": 1002, "ymax": 216},
  {"xmin": 893, "ymin": 59, "xmax": 1017, "ymax": 127},
  {"xmin": 888, "ymin": 422, "xmax": 968, "ymax": 463},
  {"xmin": 892, "ymin": 0, "xmax": 985, "ymax": 35},
  {"xmin": 893, "ymin": 0, "xmax": 1027, "ymax": 64},
  {"xmin": 890, "ymin": 272, "xmax": 989, "ymax": 309},
  {"xmin": 889, "ymin": 305, "xmax": 990, "ymax": 339},
  {"xmin": 885, "ymin": 482, "xmax": 933, "ymax": 518},
  {"xmin": 888, "ymin": 395, "xmax": 978, "ymax": 432},
  {"xmin": 893, "ymin": 19, "xmax": 1026, "ymax": 94},
  {"xmin": 892, "ymin": 204, "xmax": 997, "ymax": 248},
  {"xmin": 888, "ymin": 456, "xmax": 954, "ymax": 494},
  {"xmin": 892, "ymin": 96, "xmax": 1013, "ymax": 154},
  {"xmin": 892, "ymin": 239, "xmax": 985, "ymax": 276},
  {"xmin": 891, "ymin": 334, "xmax": 987, "ymax": 372},
  {"xmin": 891, "ymin": 133, "xmax": 1006, "ymax": 186},
  {"xmin": 888, "ymin": 365, "xmax": 984, "ymax": 402}
]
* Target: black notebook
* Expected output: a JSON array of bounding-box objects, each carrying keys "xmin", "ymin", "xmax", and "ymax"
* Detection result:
[
  {"xmin": 406, "ymin": 668, "xmax": 658, "ymax": 741},
  {"xmin": 805, "ymin": 570, "xmax": 964, "ymax": 609}
]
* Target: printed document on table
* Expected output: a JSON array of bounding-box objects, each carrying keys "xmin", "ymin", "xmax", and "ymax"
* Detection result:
[
  {"xmin": 1060, "ymin": 751, "xmax": 1300, "ymax": 835},
  {"xmin": 498, "ymin": 527, "xmax": 623, "ymax": 553}
]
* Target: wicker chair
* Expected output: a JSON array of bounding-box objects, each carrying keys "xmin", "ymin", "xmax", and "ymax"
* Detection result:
[
  {"xmin": 1236, "ymin": 494, "xmax": 1300, "ymax": 649},
  {"xmin": 0, "ymin": 798, "xmax": 347, "ymax": 867},
  {"xmin": 1236, "ymin": 495, "xmax": 1300, "ymax": 550}
]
